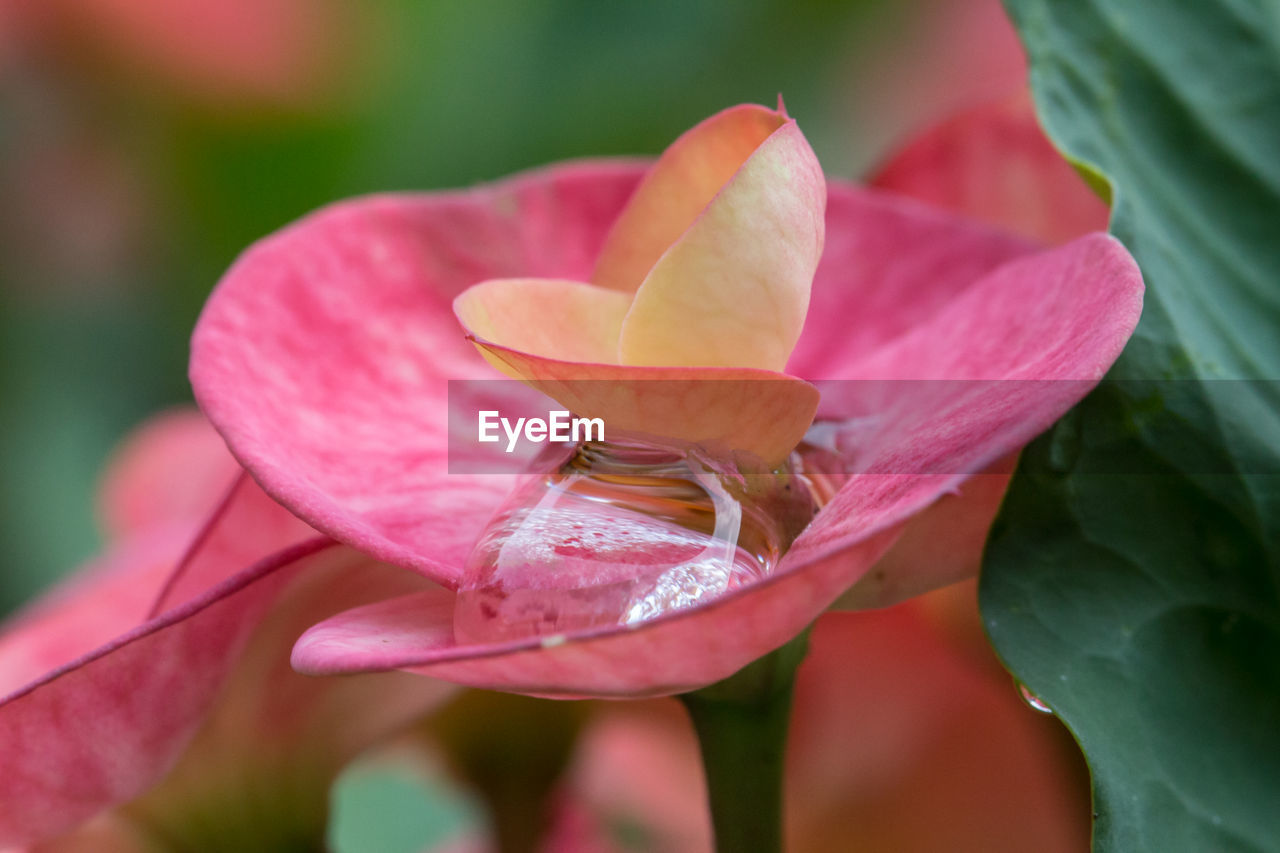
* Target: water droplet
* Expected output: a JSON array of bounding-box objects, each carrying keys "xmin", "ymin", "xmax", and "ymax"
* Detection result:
[
  {"xmin": 453, "ymin": 439, "xmax": 827, "ymax": 644},
  {"xmin": 1017, "ymin": 681, "xmax": 1054, "ymax": 714}
]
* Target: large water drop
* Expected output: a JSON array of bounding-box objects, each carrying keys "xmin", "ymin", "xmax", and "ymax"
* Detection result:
[{"xmin": 453, "ymin": 439, "xmax": 830, "ymax": 644}]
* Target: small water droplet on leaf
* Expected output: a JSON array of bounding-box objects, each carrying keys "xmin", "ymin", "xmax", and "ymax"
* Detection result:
[{"xmin": 1016, "ymin": 681, "xmax": 1055, "ymax": 715}]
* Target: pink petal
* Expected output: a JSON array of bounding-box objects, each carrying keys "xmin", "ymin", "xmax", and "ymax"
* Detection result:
[
  {"xmin": 196, "ymin": 156, "xmax": 1140, "ymax": 697},
  {"xmin": 115, "ymin": 553, "xmax": 454, "ymax": 848},
  {"xmin": 786, "ymin": 234, "xmax": 1142, "ymax": 573},
  {"xmin": 0, "ymin": 526, "xmax": 191, "ymax": 694},
  {"xmin": 848, "ymin": 233, "xmax": 1141, "ymax": 380},
  {"xmin": 0, "ymin": 421, "xmax": 306, "ymax": 693},
  {"xmin": 871, "ymin": 93, "xmax": 1109, "ymax": 244},
  {"xmin": 0, "ymin": 422, "xmax": 332, "ymax": 844},
  {"xmin": 292, "ymin": 526, "xmax": 901, "ymax": 698},
  {"xmin": 0, "ymin": 535, "xmax": 453, "ymax": 848},
  {"xmin": 144, "ymin": 471, "xmax": 315, "ymax": 615},
  {"xmin": 96, "ymin": 408, "xmax": 241, "ymax": 541},
  {"xmin": 833, "ymin": 455, "xmax": 1016, "ymax": 610},
  {"xmin": 0, "ymin": 537, "xmax": 334, "ymax": 845},
  {"xmin": 787, "ymin": 184, "xmax": 1034, "ymax": 379},
  {"xmin": 592, "ymin": 104, "xmax": 786, "ymax": 293},
  {"xmin": 191, "ymin": 164, "xmax": 647, "ymax": 586}
]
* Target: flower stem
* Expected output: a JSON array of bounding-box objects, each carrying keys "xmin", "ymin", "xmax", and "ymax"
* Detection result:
[{"xmin": 679, "ymin": 630, "xmax": 810, "ymax": 853}]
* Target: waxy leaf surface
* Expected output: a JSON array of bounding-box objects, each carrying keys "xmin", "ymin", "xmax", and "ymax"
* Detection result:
[{"xmin": 982, "ymin": 2, "xmax": 1280, "ymax": 851}]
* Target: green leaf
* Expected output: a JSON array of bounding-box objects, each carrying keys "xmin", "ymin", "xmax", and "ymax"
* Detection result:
[{"xmin": 981, "ymin": 2, "xmax": 1280, "ymax": 852}]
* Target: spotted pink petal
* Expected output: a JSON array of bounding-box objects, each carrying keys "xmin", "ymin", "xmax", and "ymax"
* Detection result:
[
  {"xmin": 783, "ymin": 234, "xmax": 1141, "ymax": 577},
  {"xmin": 1, "ymin": 512, "xmax": 453, "ymax": 849},
  {"xmin": 189, "ymin": 167, "xmax": 1020, "ymax": 584},
  {"xmin": 787, "ymin": 186, "xmax": 1034, "ymax": 379},
  {"xmin": 0, "ymin": 525, "xmax": 191, "ymax": 697},
  {"xmin": 870, "ymin": 93, "xmax": 1109, "ymax": 245},
  {"xmin": 832, "ymin": 94, "xmax": 1109, "ymax": 608},
  {"xmin": 0, "ymin": 412, "xmax": 286, "ymax": 690}
]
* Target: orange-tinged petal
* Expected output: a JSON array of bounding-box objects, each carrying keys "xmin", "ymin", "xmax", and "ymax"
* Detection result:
[
  {"xmin": 453, "ymin": 278, "xmax": 630, "ymax": 366},
  {"xmin": 618, "ymin": 119, "xmax": 826, "ymax": 370},
  {"xmin": 592, "ymin": 104, "xmax": 787, "ymax": 293},
  {"xmin": 473, "ymin": 340, "xmax": 818, "ymax": 469}
]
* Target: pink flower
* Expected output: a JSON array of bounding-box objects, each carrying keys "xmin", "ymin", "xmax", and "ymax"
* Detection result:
[
  {"xmin": 190, "ymin": 102, "xmax": 1142, "ymax": 697},
  {"xmin": 10, "ymin": 0, "xmax": 350, "ymax": 108},
  {"xmin": 0, "ymin": 411, "xmax": 453, "ymax": 847},
  {"xmin": 0, "ymin": 98, "xmax": 1136, "ymax": 846}
]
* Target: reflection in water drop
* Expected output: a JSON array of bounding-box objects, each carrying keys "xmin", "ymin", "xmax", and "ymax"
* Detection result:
[
  {"xmin": 1017, "ymin": 681, "xmax": 1055, "ymax": 715},
  {"xmin": 453, "ymin": 438, "xmax": 839, "ymax": 644}
]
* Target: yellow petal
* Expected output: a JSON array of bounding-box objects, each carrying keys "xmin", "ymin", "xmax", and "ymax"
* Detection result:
[
  {"xmin": 618, "ymin": 119, "xmax": 826, "ymax": 371},
  {"xmin": 592, "ymin": 104, "xmax": 787, "ymax": 293},
  {"xmin": 453, "ymin": 278, "xmax": 630, "ymax": 365}
]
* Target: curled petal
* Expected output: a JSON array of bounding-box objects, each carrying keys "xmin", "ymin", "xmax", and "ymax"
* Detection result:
[
  {"xmin": 0, "ymin": 539, "xmax": 452, "ymax": 848},
  {"xmin": 195, "ymin": 159, "xmax": 1140, "ymax": 700},
  {"xmin": 847, "ymin": 233, "xmax": 1142, "ymax": 380},
  {"xmin": 0, "ymin": 419, "xmax": 330, "ymax": 845}
]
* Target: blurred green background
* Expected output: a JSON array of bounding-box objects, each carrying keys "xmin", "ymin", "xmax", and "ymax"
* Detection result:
[{"xmin": 0, "ymin": 0, "xmax": 1025, "ymax": 613}]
